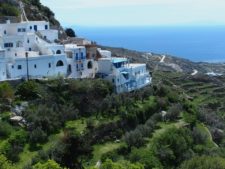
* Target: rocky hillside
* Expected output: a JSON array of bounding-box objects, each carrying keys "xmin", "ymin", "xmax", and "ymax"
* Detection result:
[{"xmin": 103, "ymin": 46, "xmax": 225, "ymax": 75}]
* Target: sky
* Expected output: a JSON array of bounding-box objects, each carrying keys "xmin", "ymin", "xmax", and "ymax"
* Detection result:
[{"xmin": 40, "ymin": 0, "xmax": 225, "ymax": 27}]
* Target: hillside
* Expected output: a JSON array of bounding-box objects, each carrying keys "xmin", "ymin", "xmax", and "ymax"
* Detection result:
[
  {"xmin": 103, "ymin": 46, "xmax": 225, "ymax": 75},
  {"xmin": 1, "ymin": 1, "xmax": 225, "ymax": 169}
]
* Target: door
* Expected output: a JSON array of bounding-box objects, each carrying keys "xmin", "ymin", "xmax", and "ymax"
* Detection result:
[{"xmin": 34, "ymin": 25, "xmax": 37, "ymax": 31}]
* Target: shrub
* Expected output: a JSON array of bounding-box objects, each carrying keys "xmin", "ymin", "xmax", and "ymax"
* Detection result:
[
  {"xmin": 0, "ymin": 154, "xmax": 16, "ymax": 169},
  {"xmin": 0, "ymin": 121, "xmax": 13, "ymax": 138},
  {"xmin": 152, "ymin": 127, "xmax": 194, "ymax": 167},
  {"xmin": 129, "ymin": 148, "xmax": 163, "ymax": 169},
  {"xmin": 0, "ymin": 3, "xmax": 20, "ymax": 16},
  {"xmin": 32, "ymin": 160, "xmax": 63, "ymax": 169},
  {"xmin": 179, "ymin": 156, "xmax": 225, "ymax": 169},
  {"xmin": 192, "ymin": 126, "xmax": 208, "ymax": 145},
  {"xmin": 16, "ymin": 81, "xmax": 40, "ymax": 100},
  {"xmin": 65, "ymin": 28, "xmax": 76, "ymax": 37},
  {"xmin": 0, "ymin": 82, "xmax": 14, "ymax": 101},
  {"xmin": 165, "ymin": 104, "xmax": 182, "ymax": 121},
  {"xmin": 124, "ymin": 129, "xmax": 144, "ymax": 148},
  {"xmin": 29, "ymin": 127, "xmax": 48, "ymax": 145}
]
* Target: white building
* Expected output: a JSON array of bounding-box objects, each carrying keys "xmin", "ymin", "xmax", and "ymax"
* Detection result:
[
  {"xmin": 0, "ymin": 19, "xmax": 68, "ymax": 80},
  {"xmin": 97, "ymin": 57, "xmax": 151, "ymax": 93},
  {"xmin": 97, "ymin": 48, "xmax": 112, "ymax": 58},
  {"xmin": 65, "ymin": 44, "xmax": 98, "ymax": 79},
  {"xmin": 0, "ymin": 2, "xmax": 151, "ymax": 93},
  {"xmin": 0, "ymin": 48, "xmax": 7, "ymax": 81}
]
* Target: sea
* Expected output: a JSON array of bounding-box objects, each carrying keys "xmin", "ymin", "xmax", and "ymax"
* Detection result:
[{"xmin": 74, "ymin": 26, "xmax": 225, "ymax": 63}]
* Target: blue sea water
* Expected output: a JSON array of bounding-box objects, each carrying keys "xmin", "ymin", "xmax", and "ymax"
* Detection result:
[{"xmin": 74, "ymin": 26, "xmax": 225, "ymax": 63}]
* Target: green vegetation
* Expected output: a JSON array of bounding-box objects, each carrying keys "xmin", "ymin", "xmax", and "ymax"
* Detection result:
[
  {"xmin": 0, "ymin": 3, "xmax": 20, "ymax": 16},
  {"xmin": 0, "ymin": 70, "xmax": 225, "ymax": 169},
  {"xmin": 65, "ymin": 28, "xmax": 76, "ymax": 37}
]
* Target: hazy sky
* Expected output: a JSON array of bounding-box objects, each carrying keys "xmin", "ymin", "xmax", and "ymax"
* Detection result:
[{"xmin": 40, "ymin": 0, "xmax": 225, "ymax": 27}]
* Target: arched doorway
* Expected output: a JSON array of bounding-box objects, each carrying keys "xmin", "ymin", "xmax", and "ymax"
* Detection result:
[
  {"xmin": 67, "ymin": 64, "xmax": 72, "ymax": 74},
  {"xmin": 87, "ymin": 61, "xmax": 93, "ymax": 69},
  {"xmin": 56, "ymin": 60, "xmax": 64, "ymax": 67}
]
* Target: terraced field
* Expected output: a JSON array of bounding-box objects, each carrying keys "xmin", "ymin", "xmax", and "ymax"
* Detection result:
[{"xmin": 153, "ymin": 71, "xmax": 225, "ymax": 112}]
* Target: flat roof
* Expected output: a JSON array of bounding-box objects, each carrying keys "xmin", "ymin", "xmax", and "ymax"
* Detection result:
[
  {"xmin": 112, "ymin": 57, "xmax": 127, "ymax": 63},
  {"xmin": 128, "ymin": 63, "xmax": 146, "ymax": 68}
]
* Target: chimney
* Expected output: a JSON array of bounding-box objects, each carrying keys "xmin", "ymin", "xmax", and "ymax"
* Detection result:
[{"xmin": 6, "ymin": 20, "xmax": 11, "ymax": 24}]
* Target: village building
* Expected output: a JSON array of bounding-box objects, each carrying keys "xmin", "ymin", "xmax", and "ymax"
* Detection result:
[
  {"xmin": 0, "ymin": 1, "xmax": 152, "ymax": 93},
  {"xmin": 97, "ymin": 51, "xmax": 151, "ymax": 93}
]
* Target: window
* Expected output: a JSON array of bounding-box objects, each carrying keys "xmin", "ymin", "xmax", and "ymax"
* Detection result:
[
  {"xmin": 18, "ymin": 28, "xmax": 26, "ymax": 32},
  {"xmin": 34, "ymin": 25, "xmax": 37, "ymax": 31},
  {"xmin": 27, "ymin": 39, "xmax": 30, "ymax": 43},
  {"xmin": 112, "ymin": 79, "xmax": 115, "ymax": 83},
  {"xmin": 68, "ymin": 65, "xmax": 72, "ymax": 74},
  {"xmin": 34, "ymin": 64, "xmax": 37, "ymax": 68},
  {"xmin": 45, "ymin": 25, "xmax": 48, "ymax": 30},
  {"xmin": 29, "ymin": 48, "xmax": 31, "ymax": 51},
  {"xmin": 56, "ymin": 50, "xmax": 61, "ymax": 54},
  {"xmin": 56, "ymin": 60, "xmax": 64, "ymax": 67},
  {"xmin": 75, "ymin": 53, "xmax": 79, "ymax": 60},
  {"xmin": 12, "ymin": 65, "xmax": 14, "ymax": 69},
  {"xmin": 48, "ymin": 63, "xmax": 51, "ymax": 68},
  {"xmin": 4, "ymin": 30, "xmax": 6, "ymax": 34},
  {"xmin": 81, "ymin": 63, "xmax": 84, "ymax": 69},
  {"xmin": 4, "ymin": 43, "xmax": 13, "ymax": 48},
  {"xmin": 76, "ymin": 64, "xmax": 79, "ymax": 71},
  {"xmin": 81, "ymin": 52, "xmax": 85, "ymax": 59},
  {"xmin": 18, "ymin": 65, "xmax": 22, "ymax": 70},
  {"xmin": 87, "ymin": 61, "xmax": 93, "ymax": 69},
  {"xmin": 30, "ymin": 26, "xmax": 32, "ymax": 30}
]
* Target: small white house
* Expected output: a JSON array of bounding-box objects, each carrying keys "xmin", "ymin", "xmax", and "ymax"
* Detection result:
[
  {"xmin": 65, "ymin": 44, "xmax": 98, "ymax": 78},
  {"xmin": 97, "ymin": 57, "xmax": 151, "ymax": 93},
  {"xmin": 0, "ymin": 20, "xmax": 58, "ymax": 42},
  {"xmin": 97, "ymin": 48, "xmax": 112, "ymax": 58},
  {"xmin": 6, "ymin": 51, "xmax": 67, "ymax": 79}
]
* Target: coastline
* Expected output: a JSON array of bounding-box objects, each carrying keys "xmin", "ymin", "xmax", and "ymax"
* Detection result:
[{"xmin": 74, "ymin": 26, "xmax": 225, "ymax": 63}]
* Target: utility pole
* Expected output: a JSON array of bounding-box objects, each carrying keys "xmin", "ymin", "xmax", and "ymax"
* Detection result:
[{"xmin": 25, "ymin": 52, "xmax": 29, "ymax": 80}]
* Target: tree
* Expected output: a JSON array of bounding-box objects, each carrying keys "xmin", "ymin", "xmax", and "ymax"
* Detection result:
[
  {"xmin": 0, "ymin": 154, "xmax": 15, "ymax": 169},
  {"xmin": 15, "ymin": 81, "xmax": 40, "ymax": 100},
  {"xmin": 129, "ymin": 148, "xmax": 163, "ymax": 169},
  {"xmin": 0, "ymin": 82, "xmax": 14, "ymax": 101},
  {"xmin": 98, "ymin": 159, "xmax": 144, "ymax": 169},
  {"xmin": 152, "ymin": 127, "xmax": 194, "ymax": 167},
  {"xmin": 65, "ymin": 28, "xmax": 76, "ymax": 37},
  {"xmin": 32, "ymin": 160, "xmax": 63, "ymax": 169},
  {"xmin": 179, "ymin": 156, "xmax": 225, "ymax": 169},
  {"xmin": 29, "ymin": 127, "xmax": 48, "ymax": 145}
]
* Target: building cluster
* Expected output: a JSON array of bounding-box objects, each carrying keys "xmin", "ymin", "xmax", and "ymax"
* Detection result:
[{"xmin": 0, "ymin": 19, "xmax": 151, "ymax": 93}]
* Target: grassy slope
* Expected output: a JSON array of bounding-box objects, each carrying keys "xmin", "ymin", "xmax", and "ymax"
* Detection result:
[{"xmin": 1, "ymin": 71, "xmax": 224, "ymax": 168}]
